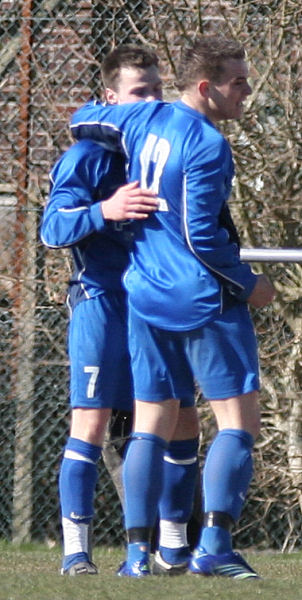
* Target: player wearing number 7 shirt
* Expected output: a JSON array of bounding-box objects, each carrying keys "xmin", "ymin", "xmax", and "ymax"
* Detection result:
[
  {"xmin": 71, "ymin": 35, "xmax": 275, "ymax": 579},
  {"xmin": 41, "ymin": 44, "xmax": 200, "ymax": 577}
]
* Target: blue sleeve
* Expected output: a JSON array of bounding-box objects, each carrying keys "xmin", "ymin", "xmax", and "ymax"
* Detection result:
[
  {"xmin": 70, "ymin": 100, "xmax": 158, "ymax": 151},
  {"xmin": 70, "ymin": 101, "xmax": 131, "ymax": 151},
  {"xmin": 184, "ymin": 136, "xmax": 257, "ymax": 301},
  {"xmin": 40, "ymin": 142, "xmax": 107, "ymax": 248}
]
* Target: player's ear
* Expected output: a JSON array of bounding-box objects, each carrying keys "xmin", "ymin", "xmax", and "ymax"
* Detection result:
[
  {"xmin": 105, "ymin": 87, "xmax": 118, "ymax": 105},
  {"xmin": 198, "ymin": 79, "xmax": 210, "ymax": 99}
]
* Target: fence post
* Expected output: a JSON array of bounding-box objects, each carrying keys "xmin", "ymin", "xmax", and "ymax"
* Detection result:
[{"xmin": 11, "ymin": 0, "xmax": 35, "ymax": 544}]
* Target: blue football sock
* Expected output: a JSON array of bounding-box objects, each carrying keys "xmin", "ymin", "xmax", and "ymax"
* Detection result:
[
  {"xmin": 123, "ymin": 432, "xmax": 167, "ymax": 530},
  {"xmin": 59, "ymin": 437, "xmax": 101, "ymax": 568},
  {"xmin": 159, "ymin": 437, "xmax": 199, "ymax": 522},
  {"xmin": 200, "ymin": 428, "xmax": 254, "ymax": 555},
  {"xmin": 158, "ymin": 437, "xmax": 198, "ymax": 562},
  {"xmin": 59, "ymin": 437, "xmax": 101, "ymax": 523}
]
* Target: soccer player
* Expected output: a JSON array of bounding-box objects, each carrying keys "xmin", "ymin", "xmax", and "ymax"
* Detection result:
[
  {"xmin": 41, "ymin": 44, "xmax": 200, "ymax": 576},
  {"xmin": 70, "ymin": 35, "xmax": 275, "ymax": 579}
]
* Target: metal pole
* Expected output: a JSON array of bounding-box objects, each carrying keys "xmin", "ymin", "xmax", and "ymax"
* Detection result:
[{"xmin": 240, "ymin": 248, "xmax": 302, "ymax": 263}]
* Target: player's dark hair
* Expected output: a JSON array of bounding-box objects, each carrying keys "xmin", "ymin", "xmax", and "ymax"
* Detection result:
[
  {"xmin": 102, "ymin": 44, "xmax": 159, "ymax": 91},
  {"xmin": 176, "ymin": 35, "xmax": 246, "ymax": 91}
]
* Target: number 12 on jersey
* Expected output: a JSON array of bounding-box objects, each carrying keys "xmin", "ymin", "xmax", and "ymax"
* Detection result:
[{"xmin": 140, "ymin": 133, "xmax": 170, "ymax": 211}]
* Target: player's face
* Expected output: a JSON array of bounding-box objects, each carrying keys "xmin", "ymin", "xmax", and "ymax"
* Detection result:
[
  {"xmin": 106, "ymin": 65, "xmax": 163, "ymax": 104},
  {"xmin": 207, "ymin": 58, "xmax": 252, "ymax": 121}
]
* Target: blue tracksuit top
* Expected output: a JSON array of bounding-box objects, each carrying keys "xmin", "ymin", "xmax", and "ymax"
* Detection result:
[
  {"xmin": 70, "ymin": 100, "xmax": 257, "ymax": 330},
  {"xmin": 40, "ymin": 139, "xmax": 134, "ymax": 308}
]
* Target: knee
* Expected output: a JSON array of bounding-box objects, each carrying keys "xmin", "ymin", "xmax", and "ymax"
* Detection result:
[
  {"xmin": 70, "ymin": 408, "xmax": 111, "ymax": 445},
  {"xmin": 210, "ymin": 391, "xmax": 261, "ymax": 442}
]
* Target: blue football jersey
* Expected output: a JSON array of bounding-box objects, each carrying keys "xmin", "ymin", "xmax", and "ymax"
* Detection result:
[
  {"xmin": 40, "ymin": 139, "xmax": 134, "ymax": 308},
  {"xmin": 71, "ymin": 100, "xmax": 257, "ymax": 330}
]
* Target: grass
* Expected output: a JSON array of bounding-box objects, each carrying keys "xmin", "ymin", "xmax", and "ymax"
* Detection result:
[{"xmin": 0, "ymin": 541, "xmax": 302, "ymax": 600}]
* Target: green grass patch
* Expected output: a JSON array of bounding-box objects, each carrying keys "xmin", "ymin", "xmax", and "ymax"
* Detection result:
[{"xmin": 0, "ymin": 541, "xmax": 301, "ymax": 600}]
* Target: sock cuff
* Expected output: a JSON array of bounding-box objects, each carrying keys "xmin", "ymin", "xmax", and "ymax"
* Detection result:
[
  {"xmin": 131, "ymin": 432, "xmax": 168, "ymax": 449},
  {"xmin": 165, "ymin": 437, "xmax": 199, "ymax": 460},
  {"xmin": 65, "ymin": 437, "xmax": 102, "ymax": 463},
  {"xmin": 217, "ymin": 429, "xmax": 254, "ymax": 448}
]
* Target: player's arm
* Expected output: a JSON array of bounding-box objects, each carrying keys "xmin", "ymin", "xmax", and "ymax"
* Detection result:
[
  {"xmin": 41, "ymin": 143, "xmax": 157, "ymax": 249},
  {"xmin": 40, "ymin": 145, "xmax": 107, "ymax": 248},
  {"xmin": 184, "ymin": 139, "xmax": 274, "ymax": 305}
]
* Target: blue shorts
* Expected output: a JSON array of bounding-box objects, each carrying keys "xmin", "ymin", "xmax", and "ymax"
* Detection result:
[
  {"xmin": 128, "ymin": 303, "xmax": 259, "ymax": 403},
  {"xmin": 68, "ymin": 292, "xmax": 133, "ymax": 410}
]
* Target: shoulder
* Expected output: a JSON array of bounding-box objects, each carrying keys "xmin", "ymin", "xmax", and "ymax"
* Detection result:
[
  {"xmin": 53, "ymin": 140, "xmax": 107, "ymax": 170},
  {"xmin": 185, "ymin": 118, "xmax": 230, "ymax": 165},
  {"xmin": 50, "ymin": 140, "xmax": 111, "ymax": 188},
  {"xmin": 71, "ymin": 99, "xmax": 164, "ymax": 124}
]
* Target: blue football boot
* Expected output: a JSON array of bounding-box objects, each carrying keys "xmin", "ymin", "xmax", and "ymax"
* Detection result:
[{"xmin": 189, "ymin": 547, "xmax": 260, "ymax": 579}]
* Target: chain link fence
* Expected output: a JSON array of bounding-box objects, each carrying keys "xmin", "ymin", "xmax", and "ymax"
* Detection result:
[{"xmin": 0, "ymin": 0, "xmax": 301, "ymax": 551}]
